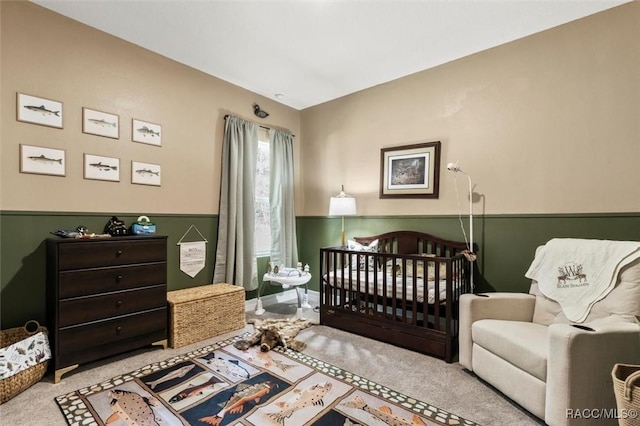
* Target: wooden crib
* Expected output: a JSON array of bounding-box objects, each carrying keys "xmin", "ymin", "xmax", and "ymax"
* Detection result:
[{"xmin": 319, "ymin": 230, "xmax": 473, "ymax": 362}]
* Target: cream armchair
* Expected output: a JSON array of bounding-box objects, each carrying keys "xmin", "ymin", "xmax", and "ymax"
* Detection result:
[{"xmin": 459, "ymin": 257, "xmax": 640, "ymax": 426}]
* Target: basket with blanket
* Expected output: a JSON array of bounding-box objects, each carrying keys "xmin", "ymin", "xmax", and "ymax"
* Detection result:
[{"xmin": 0, "ymin": 320, "xmax": 51, "ymax": 404}]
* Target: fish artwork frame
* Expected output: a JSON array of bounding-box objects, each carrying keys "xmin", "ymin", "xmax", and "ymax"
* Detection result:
[
  {"xmin": 20, "ymin": 144, "xmax": 66, "ymax": 177},
  {"xmin": 132, "ymin": 160, "xmax": 161, "ymax": 186},
  {"xmin": 82, "ymin": 107, "xmax": 120, "ymax": 139},
  {"xmin": 17, "ymin": 93, "xmax": 63, "ymax": 129},
  {"xmin": 84, "ymin": 153, "xmax": 120, "ymax": 182},
  {"xmin": 132, "ymin": 118, "xmax": 162, "ymax": 147}
]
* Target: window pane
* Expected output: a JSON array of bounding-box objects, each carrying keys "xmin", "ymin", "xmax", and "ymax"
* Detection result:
[
  {"xmin": 255, "ymin": 142, "xmax": 269, "ymax": 198},
  {"xmin": 255, "ymin": 141, "xmax": 270, "ymax": 255},
  {"xmin": 255, "ymin": 198, "xmax": 270, "ymax": 254}
]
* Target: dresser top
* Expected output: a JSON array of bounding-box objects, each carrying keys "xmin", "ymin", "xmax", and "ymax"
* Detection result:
[{"xmin": 47, "ymin": 235, "xmax": 167, "ymax": 244}]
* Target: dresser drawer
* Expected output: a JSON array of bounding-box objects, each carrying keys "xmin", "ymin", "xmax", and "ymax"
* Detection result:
[
  {"xmin": 58, "ymin": 263, "xmax": 166, "ymax": 299},
  {"xmin": 57, "ymin": 238, "xmax": 166, "ymax": 270},
  {"xmin": 57, "ymin": 308, "xmax": 166, "ymax": 366},
  {"xmin": 58, "ymin": 285, "xmax": 167, "ymax": 327},
  {"xmin": 58, "ymin": 308, "xmax": 166, "ymax": 352}
]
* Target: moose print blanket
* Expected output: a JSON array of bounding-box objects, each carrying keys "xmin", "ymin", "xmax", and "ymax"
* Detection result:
[
  {"xmin": 525, "ymin": 238, "xmax": 640, "ymax": 322},
  {"xmin": 56, "ymin": 334, "xmax": 476, "ymax": 426}
]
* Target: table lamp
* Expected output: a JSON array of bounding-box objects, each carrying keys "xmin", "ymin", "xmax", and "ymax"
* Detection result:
[{"xmin": 329, "ymin": 185, "xmax": 357, "ymax": 246}]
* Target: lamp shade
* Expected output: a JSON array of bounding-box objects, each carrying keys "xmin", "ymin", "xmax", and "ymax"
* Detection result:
[{"xmin": 329, "ymin": 196, "xmax": 357, "ymax": 216}]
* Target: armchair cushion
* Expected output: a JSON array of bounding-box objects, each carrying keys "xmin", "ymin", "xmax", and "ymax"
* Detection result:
[{"xmin": 472, "ymin": 319, "xmax": 548, "ymax": 381}]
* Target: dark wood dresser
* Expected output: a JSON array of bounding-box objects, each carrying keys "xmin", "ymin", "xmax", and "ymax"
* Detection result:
[{"xmin": 46, "ymin": 236, "xmax": 168, "ymax": 382}]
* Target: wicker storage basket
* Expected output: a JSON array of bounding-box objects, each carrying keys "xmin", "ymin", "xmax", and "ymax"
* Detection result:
[
  {"xmin": 0, "ymin": 320, "xmax": 49, "ymax": 404},
  {"xmin": 167, "ymin": 284, "xmax": 245, "ymax": 348},
  {"xmin": 612, "ymin": 363, "xmax": 640, "ymax": 426}
]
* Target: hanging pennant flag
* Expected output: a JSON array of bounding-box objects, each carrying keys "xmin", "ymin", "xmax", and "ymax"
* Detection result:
[
  {"xmin": 180, "ymin": 241, "xmax": 206, "ymax": 278},
  {"xmin": 177, "ymin": 225, "xmax": 209, "ymax": 278}
]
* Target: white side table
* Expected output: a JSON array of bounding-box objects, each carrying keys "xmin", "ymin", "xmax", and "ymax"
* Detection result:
[{"xmin": 256, "ymin": 268, "xmax": 312, "ymax": 318}]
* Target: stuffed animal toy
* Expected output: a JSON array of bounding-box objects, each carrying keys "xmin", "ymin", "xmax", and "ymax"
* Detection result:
[
  {"xmin": 233, "ymin": 318, "xmax": 312, "ymax": 352},
  {"xmin": 233, "ymin": 326, "xmax": 288, "ymax": 352}
]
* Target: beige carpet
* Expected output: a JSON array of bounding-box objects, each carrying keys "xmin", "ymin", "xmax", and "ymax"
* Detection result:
[{"xmin": 0, "ymin": 292, "xmax": 542, "ymax": 425}]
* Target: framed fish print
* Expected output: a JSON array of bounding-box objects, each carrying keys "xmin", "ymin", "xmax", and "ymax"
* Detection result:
[
  {"xmin": 380, "ymin": 141, "xmax": 441, "ymax": 199},
  {"xmin": 82, "ymin": 108, "xmax": 119, "ymax": 139},
  {"xmin": 132, "ymin": 119, "xmax": 162, "ymax": 146},
  {"xmin": 84, "ymin": 154, "xmax": 120, "ymax": 182},
  {"xmin": 20, "ymin": 144, "xmax": 66, "ymax": 176},
  {"xmin": 17, "ymin": 93, "xmax": 63, "ymax": 129},
  {"xmin": 132, "ymin": 161, "xmax": 161, "ymax": 186}
]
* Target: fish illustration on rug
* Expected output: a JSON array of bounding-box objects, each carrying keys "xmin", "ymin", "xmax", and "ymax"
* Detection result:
[
  {"xmin": 342, "ymin": 396, "xmax": 427, "ymax": 426},
  {"xmin": 200, "ymin": 353, "xmax": 250, "ymax": 380},
  {"xmin": 168, "ymin": 376, "xmax": 223, "ymax": 403},
  {"xmin": 198, "ymin": 380, "xmax": 277, "ymax": 426},
  {"xmin": 266, "ymin": 381, "xmax": 332, "ymax": 424},
  {"xmin": 24, "ymin": 104, "xmax": 59, "ymax": 116},
  {"xmin": 145, "ymin": 364, "xmax": 195, "ymax": 390},
  {"xmin": 105, "ymin": 389, "xmax": 160, "ymax": 426},
  {"xmin": 248, "ymin": 348, "xmax": 296, "ymax": 372}
]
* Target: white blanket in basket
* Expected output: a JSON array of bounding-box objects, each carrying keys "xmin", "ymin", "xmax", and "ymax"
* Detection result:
[
  {"xmin": 0, "ymin": 331, "xmax": 51, "ymax": 379},
  {"xmin": 525, "ymin": 238, "xmax": 640, "ymax": 322}
]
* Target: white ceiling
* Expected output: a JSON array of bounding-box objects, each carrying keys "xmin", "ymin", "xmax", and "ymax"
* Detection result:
[{"xmin": 32, "ymin": 0, "xmax": 630, "ymax": 110}]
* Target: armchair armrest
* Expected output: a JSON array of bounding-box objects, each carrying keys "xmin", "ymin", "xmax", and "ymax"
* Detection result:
[
  {"xmin": 546, "ymin": 322, "xmax": 640, "ymax": 426},
  {"xmin": 459, "ymin": 293, "xmax": 536, "ymax": 370}
]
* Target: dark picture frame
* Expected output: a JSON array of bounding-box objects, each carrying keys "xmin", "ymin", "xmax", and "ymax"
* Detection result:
[{"xmin": 380, "ymin": 141, "xmax": 441, "ymax": 198}]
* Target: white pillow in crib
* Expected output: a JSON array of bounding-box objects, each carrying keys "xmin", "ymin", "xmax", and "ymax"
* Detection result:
[{"xmin": 347, "ymin": 239, "xmax": 378, "ymax": 270}]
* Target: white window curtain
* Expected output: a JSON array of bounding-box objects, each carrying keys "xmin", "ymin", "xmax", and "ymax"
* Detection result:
[
  {"xmin": 213, "ymin": 116, "xmax": 259, "ymax": 290},
  {"xmin": 269, "ymin": 129, "xmax": 298, "ymax": 267}
]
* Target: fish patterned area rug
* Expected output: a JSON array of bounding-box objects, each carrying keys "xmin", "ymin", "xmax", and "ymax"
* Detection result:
[{"xmin": 55, "ymin": 334, "xmax": 479, "ymax": 426}]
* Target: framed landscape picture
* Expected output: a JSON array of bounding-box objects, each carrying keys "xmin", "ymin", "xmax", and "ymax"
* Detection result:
[
  {"xmin": 82, "ymin": 108, "xmax": 119, "ymax": 139},
  {"xmin": 84, "ymin": 154, "xmax": 120, "ymax": 182},
  {"xmin": 131, "ymin": 161, "xmax": 161, "ymax": 186},
  {"xmin": 17, "ymin": 93, "xmax": 63, "ymax": 129},
  {"xmin": 20, "ymin": 144, "xmax": 66, "ymax": 176},
  {"xmin": 132, "ymin": 119, "xmax": 162, "ymax": 146},
  {"xmin": 380, "ymin": 141, "xmax": 441, "ymax": 198}
]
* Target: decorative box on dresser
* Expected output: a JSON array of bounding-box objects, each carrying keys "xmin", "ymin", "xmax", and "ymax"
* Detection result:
[{"xmin": 46, "ymin": 235, "xmax": 168, "ymax": 383}]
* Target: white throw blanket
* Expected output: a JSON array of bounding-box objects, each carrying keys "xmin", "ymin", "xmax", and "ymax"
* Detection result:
[{"xmin": 525, "ymin": 238, "xmax": 640, "ymax": 322}]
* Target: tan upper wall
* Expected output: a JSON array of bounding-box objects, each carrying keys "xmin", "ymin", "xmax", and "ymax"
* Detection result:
[
  {"xmin": 301, "ymin": 2, "xmax": 640, "ymax": 216},
  {"xmin": 2, "ymin": 2, "xmax": 639, "ymax": 218},
  {"xmin": 0, "ymin": 1, "xmax": 300, "ymax": 214}
]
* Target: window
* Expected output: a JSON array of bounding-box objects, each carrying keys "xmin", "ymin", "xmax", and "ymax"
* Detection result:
[{"xmin": 255, "ymin": 139, "xmax": 270, "ymax": 256}]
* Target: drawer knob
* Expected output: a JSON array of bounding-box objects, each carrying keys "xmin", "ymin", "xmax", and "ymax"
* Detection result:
[
  {"xmin": 116, "ymin": 250, "xmax": 123, "ymax": 256},
  {"xmin": 116, "ymin": 275, "xmax": 123, "ymax": 282},
  {"xmin": 116, "ymin": 300, "xmax": 123, "ymax": 308},
  {"xmin": 116, "ymin": 326, "xmax": 122, "ymax": 334}
]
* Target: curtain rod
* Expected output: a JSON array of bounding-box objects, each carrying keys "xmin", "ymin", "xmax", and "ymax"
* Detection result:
[{"xmin": 224, "ymin": 114, "xmax": 295, "ymax": 137}]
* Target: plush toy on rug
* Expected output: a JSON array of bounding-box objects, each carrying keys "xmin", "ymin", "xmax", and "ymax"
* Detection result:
[{"xmin": 233, "ymin": 318, "xmax": 313, "ymax": 352}]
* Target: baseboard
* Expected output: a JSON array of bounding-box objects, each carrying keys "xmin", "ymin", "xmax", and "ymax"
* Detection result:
[{"xmin": 245, "ymin": 289, "xmax": 319, "ymax": 312}]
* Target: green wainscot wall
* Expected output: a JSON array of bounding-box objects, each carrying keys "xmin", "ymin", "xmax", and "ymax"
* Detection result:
[
  {"xmin": 298, "ymin": 212, "xmax": 640, "ymax": 296},
  {"xmin": 2, "ymin": 210, "xmax": 639, "ymax": 329}
]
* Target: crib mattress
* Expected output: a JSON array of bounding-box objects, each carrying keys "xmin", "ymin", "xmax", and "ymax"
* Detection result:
[{"xmin": 324, "ymin": 268, "xmax": 458, "ymax": 304}]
